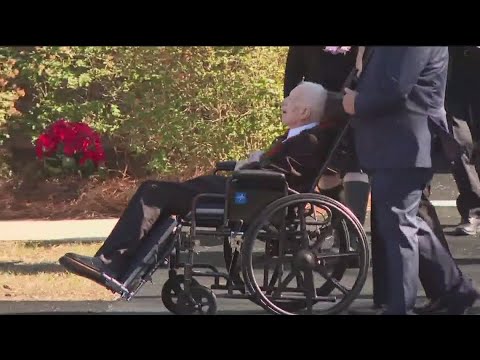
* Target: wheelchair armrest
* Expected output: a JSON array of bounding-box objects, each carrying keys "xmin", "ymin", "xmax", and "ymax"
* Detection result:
[
  {"xmin": 226, "ymin": 170, "xmax": 288, "ymax": 224},
  {"xmin": 215, "ymin": 161, "xmax": 237, "ymax": 173},
  {"xmin": 231, "ymin": 169, "xmax": 287, "ymax": 192},
  {"xmin": 233, "ymin": 169, "xmax": 285, "ymax": 180}
]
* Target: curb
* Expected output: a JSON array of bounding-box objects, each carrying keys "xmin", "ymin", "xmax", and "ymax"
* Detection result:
[
  {"xmin": 0, "ymin": 199, "xmax": 456, "ymax": 243},
  {"xmin": 2, "ymin": 238, "xmax": 107, "ymax": 244},
  {"xmin": 0, "ymin": 219, "xmax": 118, "ymax": 243}
]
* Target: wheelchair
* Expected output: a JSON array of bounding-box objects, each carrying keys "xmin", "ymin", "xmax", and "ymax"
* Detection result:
[{"xmin": 94, "ymin": 124, "xmax": 371, "ymax": 315}]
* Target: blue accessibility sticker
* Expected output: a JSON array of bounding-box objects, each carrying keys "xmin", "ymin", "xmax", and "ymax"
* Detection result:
[{"xmin": 234, "ymin": 192, "xmax": 248, "ymax": 205}]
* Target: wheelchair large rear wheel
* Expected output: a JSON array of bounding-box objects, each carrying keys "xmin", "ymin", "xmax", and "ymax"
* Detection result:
[
  {"xmin": 223, "ymin": 216, "xmax": 351, "ymax": 297},
  {"xmin": 241, "ymin": 193, "xmax": 369, "ymax": 315}
]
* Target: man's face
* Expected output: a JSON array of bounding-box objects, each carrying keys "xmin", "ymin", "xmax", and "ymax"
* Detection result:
[{"xmin": 282, "ymin": 85, "xmax": 309, "ymax": 128}]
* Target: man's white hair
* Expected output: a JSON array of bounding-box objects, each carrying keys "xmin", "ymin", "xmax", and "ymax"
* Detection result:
[{"xmin": 297, "ymin": 81, "xmax": 328, "ymax": 122}]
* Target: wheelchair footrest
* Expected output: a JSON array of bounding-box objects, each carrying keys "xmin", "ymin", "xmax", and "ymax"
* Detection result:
[
  {"xmin": 102, "ymin": 273, "xmax": 131, "ymax": 297},
  {"xmin": 120, "ymin": 218, "xmax": 178, "ymax": 287}
]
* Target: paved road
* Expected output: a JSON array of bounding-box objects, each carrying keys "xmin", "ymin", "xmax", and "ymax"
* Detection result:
[
  {"xmin": 1, "ymin": 173, "xmax": 480, "ymax": 315},
  {"xmin": 2, "ymin": 206, "xmax": 480, "ymax": 315}
]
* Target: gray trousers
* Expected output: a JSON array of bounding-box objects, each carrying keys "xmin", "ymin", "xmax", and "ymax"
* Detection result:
[
  {"xmin": 448, "ymin": 109, "xmax": 480, "ymax": 221},
  {"xmin": 370, "ymin": 168, "xmax": 474, "ymax": 314},
  {"xmin": 372, "ymin": 184, "xmax": 455, "ymax": 305}
]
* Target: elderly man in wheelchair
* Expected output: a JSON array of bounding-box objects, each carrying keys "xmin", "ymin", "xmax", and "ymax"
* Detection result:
[{"xmin": 59, "ymin": 81, "xmax": 370, "ymax": 315}]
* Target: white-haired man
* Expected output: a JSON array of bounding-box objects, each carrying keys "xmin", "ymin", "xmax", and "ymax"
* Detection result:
[{"xmin": 59, "ymin": 82, "xmax": 343, "ymax": 285}]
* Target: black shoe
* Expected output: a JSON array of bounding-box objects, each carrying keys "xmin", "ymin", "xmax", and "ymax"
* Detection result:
[
  {"xmin": 447, "ymin": 290, "xmax": 479, "ymax": 315},
  {"xmin": 59, "ymin": 253, "xmax": 116, "ymax": 284},
  {"xmin": 413, "ymin": 299, "xmax": 447, "ymax": 315},
  {"xmin": 415, "ymin": 290, "xmax": 479, "ymax": 315},
  {"xmin": 454, "ymin": 218, "xmax": 480, "ymax": 236}
]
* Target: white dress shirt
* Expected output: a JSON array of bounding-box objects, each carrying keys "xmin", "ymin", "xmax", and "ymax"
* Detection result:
[{"xmin": 286, "ymin": 122, "xmax": 318, "ymax": 141}]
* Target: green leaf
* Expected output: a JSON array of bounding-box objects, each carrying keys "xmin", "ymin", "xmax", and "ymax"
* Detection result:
[
  {"xmin": 62, "ymin": 156, "xmax": 76, "ymax": 170},
  {"xmin": 78, "ymin": 73, "xmax": 92, "ymax": 87},
  {"xmin": 2, "ymin": 46, "xmax": 288, "ymax": 179}
]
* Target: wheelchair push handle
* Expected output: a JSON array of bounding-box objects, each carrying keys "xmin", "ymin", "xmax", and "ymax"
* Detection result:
[{"xmin": 214, "ymin": 161, "xmax": 237, "ymax": 174}]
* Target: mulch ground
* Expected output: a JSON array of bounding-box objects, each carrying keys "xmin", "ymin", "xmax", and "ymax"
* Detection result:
[
  {"xmin": 0, "ymin": 146, "xmax": 212, "ymax": 220},
  {"xmin": 0, "ymin": 152, "xmax": 214, "ymax": 220},
  {"xmin": 0, "ymin": 176, "xmax": 138, "ymax": 220},
  {"xmin": 0, "ymin": 168, "xmax": 370, "ymax": 221}
]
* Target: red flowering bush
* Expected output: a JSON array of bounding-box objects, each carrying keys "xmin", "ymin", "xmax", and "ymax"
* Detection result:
[{"xmin": 35, "ymin": 119, "xmax": 105, "ymax": 177}]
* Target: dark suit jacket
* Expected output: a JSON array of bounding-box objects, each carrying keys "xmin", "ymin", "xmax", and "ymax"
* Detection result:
[
  {"xmin": 352, "ymin": 47, "xmax": 450, "ymax": 170},
  {"xmin": 447, "ymin": 46, "xmax": 480, "ymax": 104},
  {"xmin": 242, "ymin": 122, "xmax": 341, "ymax": 192},
  {"xmin": 284, "ymin": 46, "xmax": 358, "ymax": 97}
]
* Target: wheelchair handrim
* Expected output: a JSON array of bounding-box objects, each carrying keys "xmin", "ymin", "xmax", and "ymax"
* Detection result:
[{"xmin": 241, "ymin": 193, "xmax": 370, "ymax": 315}]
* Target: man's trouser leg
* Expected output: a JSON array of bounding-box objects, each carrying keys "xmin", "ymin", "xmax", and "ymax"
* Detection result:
[
  {"xmin": 417, "ymin": 183, "xmax": 470, "ymax": 302},
  {"xmin": 372, "ymin": 168, "xmax": 474, "ymax": 314},
  {"xmin": 337, "ymin": 129, "xmax": 371, "ymax": 226},
  {"xmin": 95, "ymin": 175, "xmax": 227, "ymax": 274},
  {"xmin": 417, "ymin": 185, "xmax": 457, "ymax": 300},
  {"xmin": 370, "ymin": 169, "xmax": 424, "ymax": 314},
  {"xmin": 448, "ymin": 111, "xmax": 480, "ymax": 222},
  {"xmin": 371, "ymin": 183, "xmax": 457, "ymax": 305},
  {"xmin": 343, "ymin": 172, "xmax": 370, "ymax": 226},
  {"xmin": 370, "ymin": 198, "xmax": 388, "ymax": 307}
]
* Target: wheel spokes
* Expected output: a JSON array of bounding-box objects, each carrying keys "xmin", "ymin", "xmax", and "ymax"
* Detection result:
[
  {"xmin": 316, "ymin": 267, "xmax": 351, "ymax": 295},
  {"xmin": 273, "ymin": 270, "xmax": 297, "ymax": 298},
  {"xmin": 242, "ymin": 194, "xmax": 369, "ymax": 315}
]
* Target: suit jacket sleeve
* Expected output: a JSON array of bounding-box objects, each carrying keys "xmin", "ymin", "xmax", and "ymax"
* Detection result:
[
  {"xmin": 284, "ymin": 47, "xmax": 305, "ymax": 98},
  {"xmin": 355, "ymin": 47, "xmax": 432, "ymax": 118},
  {"xmin": 261, "ymin": 130, "xmax": 328, "ymax": 190}
]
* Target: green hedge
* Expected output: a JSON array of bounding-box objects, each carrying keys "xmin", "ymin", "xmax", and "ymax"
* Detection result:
[{"xmin": 1, "ymin": 46, "xmax": 288, "ymax": 177}]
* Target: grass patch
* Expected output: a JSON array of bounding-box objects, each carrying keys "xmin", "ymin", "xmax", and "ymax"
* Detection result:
[{"xmin": 0, "ymin": 241, "xmax": 117, "ymax": 301}]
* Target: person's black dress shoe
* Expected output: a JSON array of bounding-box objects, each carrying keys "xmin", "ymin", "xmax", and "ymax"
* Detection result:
[
  {"xmin": 59, "ymin": 253, "xmax": 116, "ymax": 285},
  {"xmin": 415, "ymin": 290, "xmax": 479, "ymax": 315},
  {"xmin": 413, "ymin": 299, "xmax": 447, "ymax": 315},
  {"xmin": 447, "ymin": 290, "xmax": 479, "ymax": 315}
]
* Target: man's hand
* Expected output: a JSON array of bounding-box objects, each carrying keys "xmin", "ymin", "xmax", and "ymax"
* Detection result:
[
  {"xmin": 343, "ymin": 88, "xmax": 358, "ymax": 115},
  {"xmin": 248, "ymin": 150, "xmax": 264, "ymax": 163},
  {"xmin": 234, "ymin": 150, "xmax": 265, "ymax": 171},
  {"xmin": 234, "ymin": 159, "xmax": 249, "ymax": 171}
]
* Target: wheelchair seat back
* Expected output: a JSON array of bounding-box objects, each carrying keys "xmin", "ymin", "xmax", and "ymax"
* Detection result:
[{"xmin": 225, "ymin": 170, "xmax": 288, "ymax": 226}]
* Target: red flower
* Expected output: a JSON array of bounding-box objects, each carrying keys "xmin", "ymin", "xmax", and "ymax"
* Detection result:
[
  {"xmin": 63, "ymin": 143, "xmax": 75, "ymax": 157},
  {"xmin": 35, "ymin": 133, "xmax": 56, "ymax": 159},
  {"xmin": 81, "ymin": 139, "xmax": 90, "ymax": 152},
  {"xmin": 35, "ymin": 118, "xmax": 105, "ymax": 170}
]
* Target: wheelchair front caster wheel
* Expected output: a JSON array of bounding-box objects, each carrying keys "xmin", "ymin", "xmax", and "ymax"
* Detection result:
[
  {"xmin": 176, "ymin": 285, "xmax": 218, "ymax": 315},
  {"xmin": 161, "ymin": 275, "xmax": 200, "ymax": 315}
]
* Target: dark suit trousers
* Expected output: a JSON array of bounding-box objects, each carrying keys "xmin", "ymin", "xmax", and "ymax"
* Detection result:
[
  {"xmin": 447, "ymin": 107, "xmax": 480, "ymax": 221},
  {"xmin": 94, "ymin": 175, "xmax": 227, "ymax": 274},
  {"xmin": 370, "ymin": 168, "xmax": 471, "ymax": 314},
  {"xmin": 372, "ymin": 184, "xmax": 457, "ymax": 305}
]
